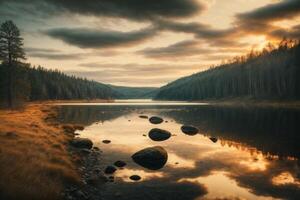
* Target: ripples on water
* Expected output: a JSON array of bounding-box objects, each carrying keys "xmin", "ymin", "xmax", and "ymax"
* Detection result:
[{"xmin": 57, "ymin": 100, "xmax": 300, "ymax": 200}]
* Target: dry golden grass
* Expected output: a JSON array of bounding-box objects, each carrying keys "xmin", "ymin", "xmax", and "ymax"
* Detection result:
[{"xmin": 0, "ymin": 103, "xmax": 80, "ymax": 200}]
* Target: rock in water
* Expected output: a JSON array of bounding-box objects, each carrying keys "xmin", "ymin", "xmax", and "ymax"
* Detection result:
[
  {"xmin": 130, "ymin": 175, "xmax": 141, "ymax": 181},
  {"xmin": 71, "ymin": 138, "xmax": 93, "ymax": 149},
  {"xmin": 102, "ymin": 140, "xmax": 111, "ymax": 144},
  {"xmin": 114, "ymin": 160, "xmax": 127, "ymax": 168},
  {"xmin": 181, "ymin": 125, "xmax": 199, "ymax": 135},
  {"xmin": 139, "ymin": 115, "xmax": 148, "ymax": 119},
  {"xmin": 149, "ymin": 116, "xmax": 163, "ymax": 124},
  {"xmin": 210, "ymin": 137, "xmax": 218, "ymax": 143},
  {"xmin": 148, "ymin": 128, "xmax": 171, "ymax": 141},
  {"xmin": 132, "ymin": 146, "xmax": 168, "ymax": 170},
  {"xmin": 104, "ymin": 166, "xmax": 117, "ymax": 174}
]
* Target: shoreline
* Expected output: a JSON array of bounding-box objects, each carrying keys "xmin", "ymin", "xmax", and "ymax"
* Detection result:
[
  {"xmin": 38, "ymin": 99, "xmax": 300, "ymax": 109},
  {"xmin": 0, "ymin": 103, "xmax": 106, "ymax": 200},
  {"xmin": 1, "ymin": 99, "xmax": 299, "ymax": 199},
  {"xmin": 199, "ymin": 99, "xmax": 300, "ymax": 109}
]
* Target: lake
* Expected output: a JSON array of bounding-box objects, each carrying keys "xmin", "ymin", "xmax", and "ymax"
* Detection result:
[{"xmin": 57, "ymin": 100, "xmax": 300, "ymax": 200}]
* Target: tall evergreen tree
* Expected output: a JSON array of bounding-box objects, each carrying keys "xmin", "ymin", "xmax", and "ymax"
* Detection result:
[{"xmin": 0, "ymin": 20, "xmax": 26, "ymax": 107}]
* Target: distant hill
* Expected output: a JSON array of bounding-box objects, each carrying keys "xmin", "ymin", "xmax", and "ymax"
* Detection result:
[
  {"xmin": 109, "ymin": 85, "xmax": 158, "ymax": 99},
  {"xmin": 155, "ymin": 40, "xmax": 300, "ymax": 101}
]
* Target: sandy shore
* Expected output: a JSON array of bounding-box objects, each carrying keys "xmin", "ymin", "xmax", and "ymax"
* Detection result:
[{"xmin": 0, "ymin": 103, "xmax": 105, "ymax": 200}]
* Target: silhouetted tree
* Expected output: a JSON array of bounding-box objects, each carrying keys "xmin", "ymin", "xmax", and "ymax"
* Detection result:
[{"xmin": 0, "ymin": 20, "xmax": 26, "ymax": 107}]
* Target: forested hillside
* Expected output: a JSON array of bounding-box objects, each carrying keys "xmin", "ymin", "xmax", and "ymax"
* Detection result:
[
  {"xmin": 0, "ymin": 63, "xmax": 117, "ymax": 107},
  {"xmin": 109, "ymin": 85, "xmax": 158, "ymax": 99},
  {"xmin": 155, "ymin": 40, "xmax": 300, "ymax": 101}
]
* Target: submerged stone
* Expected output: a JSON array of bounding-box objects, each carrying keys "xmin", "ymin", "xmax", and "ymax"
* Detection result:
[
  {"xmin": 131, "ymin": 146, "xmax": 168, "ymax": 170},
  {"xmin": 130, "ymin": 175, "xmax": 141, "ymax": 181},
  {"xmin": 104, "ymin": 166, "xmax": 117, "ymax": 174},
  {"xmin": 71, "ymin": 138, "xmax": 93, "ymax": 149},
  {"xmin": 114, "ymin": 160, "xmax": 127, "ymax": 168},
  {"xmin": 149, "ymin": 116, "xmax": 163, "ymax": 124},
  {"xmin": 139, "ymin": 115, "xmax": 148, "ymax": 119},
  {"xmin": 181, "ymin": 125, "xmax": 199, "ymax": 135},
  {"xmin": 102, "ymin": 140, "xmax": 111, "ymax": 144},
  {"xmin": 210, "ymin": 137, "xmax": 218, "ymax": 143},
  {"xmin": 148, "ymin": 128, "xmax": 171, "ymax": 141}
]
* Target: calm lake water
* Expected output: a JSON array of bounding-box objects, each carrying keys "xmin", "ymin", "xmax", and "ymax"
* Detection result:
[{"xmin": 57, "ymin": 100, "xmax": 300, "ymax": 200}]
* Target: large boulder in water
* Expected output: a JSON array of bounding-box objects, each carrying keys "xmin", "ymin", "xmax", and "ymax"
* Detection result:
[
  {"xmin": 132, "ymin": 146, "xmax": 168, "ymax": 170},
  {"xmin": 181, "ymin": 125, "xmax": 199, "ymax": 135},
  {"xmin": 71, "ymin": 138, "xmax": 93, "ymax": 149},
  {"xmin": 209, "ymin": 137, "xmax": 218, "ymax": 143},
  {"xmin": 148, "ymin": 128, "xmax": 171, "ymax": 141},
  {"xmin": 149, "ymin": 116, "xmax": 163, "ymax": 124}
]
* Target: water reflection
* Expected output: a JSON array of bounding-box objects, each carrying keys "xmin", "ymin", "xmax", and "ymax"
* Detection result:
[{"xmin": 57, "ymin": 104, "xmax": 300, "ymax": 200}]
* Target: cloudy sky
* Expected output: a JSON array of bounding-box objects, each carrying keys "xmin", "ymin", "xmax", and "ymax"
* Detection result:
[{"xmin": 0, "ymin": 0, "xmax": 299, "ymax": 86}]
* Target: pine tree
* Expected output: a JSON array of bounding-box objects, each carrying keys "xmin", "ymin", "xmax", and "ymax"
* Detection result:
[{"xmin": 0, "ymin": 20, "xmax": 26, "ymax": 107}]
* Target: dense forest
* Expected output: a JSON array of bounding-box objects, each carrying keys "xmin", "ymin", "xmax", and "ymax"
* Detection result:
[
  {"xmin": 0, "ymin": 63, "xmax": 117, "ymax": 106},
  {"xmin": 109, "ymin": 85, "xmax": 158, "ymax": 99},
  {"xmin": 0, "ymin": 20, "xmax": 118, "ymax": 107},
  {"xmin": 155, "ymin": 40, "xmax": 300, "ymax": 100}
]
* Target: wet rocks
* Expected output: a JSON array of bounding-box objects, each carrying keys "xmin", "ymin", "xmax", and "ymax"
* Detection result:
[
  {"xmin": 86, "ymin": 175, "xmax": 101, "ymax": 185},
  {"xmin": 71, "ymin": 138, "xmax": 93, "ymax": 149},
  {"xmin": 80, "ymin": 149, "xmax": 91, "ymax": 154},
  {"xmin": 73, "ymin": 125, "xmax": 84, "ymax": 131},
  {"xmin": 74, "ymin": 190, "xmax": 88, "ymax": 199},
  {"xmin": 139, "ymin": 115, "xmax": 148, "ymax": 119},
  {"xmin": 148, "ymin": 128, "xmax": 171, "ymax": 141},
  {"xmin": 104, "ymin": 166, "xmax": 117, "ymax": 174},
  {"xmin": 102, "ymin": 140, "xmax": 111, "ymax": 144},
  {"xmin": 108, "ymin": 176, "xmax": 114, "ymax": 182},
  {"xmin": 93, "ymin": 147, "xmax": 100, "ymax": 151},
  {"xmin": 130, "ymin": 175, "xmax": 141, "ymax": 181},
  {"xmin": 114, "ymin": 160, "xmax": 127, "ymax": 168},
  {"xmin": 64, "ymin": 145, "xmax": 103, "ymax": 200},
  {"xmin": 209, "ymin": 137, "xmax": 218, "ymax": 143},
  {"xmin": 181, "ymin": 125, "xmax": 199, "ymax": 135},
  {"xmin": 149, "ymin": 116, "xmax": 163, "ymax": 124},
  {"xmin": 62, "ymin": 124, "xmax": 76, "ymax": 133},
  {"xmin": 132, "ymin": 146, "xmax": 168, "ymax": 170}
]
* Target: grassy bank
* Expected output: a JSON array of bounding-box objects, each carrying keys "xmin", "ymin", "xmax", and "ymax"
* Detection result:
[{"xmin": 0, "ymin": 103, "xmax": 83, "ymax": 200}]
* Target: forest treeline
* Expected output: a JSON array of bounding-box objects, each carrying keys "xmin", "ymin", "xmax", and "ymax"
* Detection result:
[
  {"xmin": 155, "ymin": 40, "xmax": 300, "ymax": 100},
  {"xmin": 0, "ymin": 63, "xmax": 117, "ymax": 107},
  {"xmin": 0, "ymin": 20, "xmax": 116, "ymax": 107}
]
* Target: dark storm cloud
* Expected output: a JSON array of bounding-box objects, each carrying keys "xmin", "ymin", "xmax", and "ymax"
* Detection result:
[
  {"xmin": 234, "ymin": 0, "xmax": 300, "ymax": 39},
  {"xmin": 47, "ymin": 0, "xmax": 204, "ymax": 20},
  {"xmin": 0, "ymin": 0, "xmax": 204, "ymax": 21},
  {"xmin": 45, "ymin": 26, "xmax": 157, "ymax": 49},
  {"xmin": 154, "ymin": 0, "xmax": 300, "ymax": 45},
  {"xmin": 236, "ymin": 0, "xmax": 300, "ymax": 23}
]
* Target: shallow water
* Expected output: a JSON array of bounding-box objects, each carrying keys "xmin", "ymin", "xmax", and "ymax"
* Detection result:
[{"xmin": 57, "ymin": 100, "xmax": 300, "ymax": 200}]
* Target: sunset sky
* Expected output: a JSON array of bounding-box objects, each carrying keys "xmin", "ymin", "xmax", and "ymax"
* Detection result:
[{"xmin": 0, "ymin": 0, "xmax": 299, "ymax": 86}]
